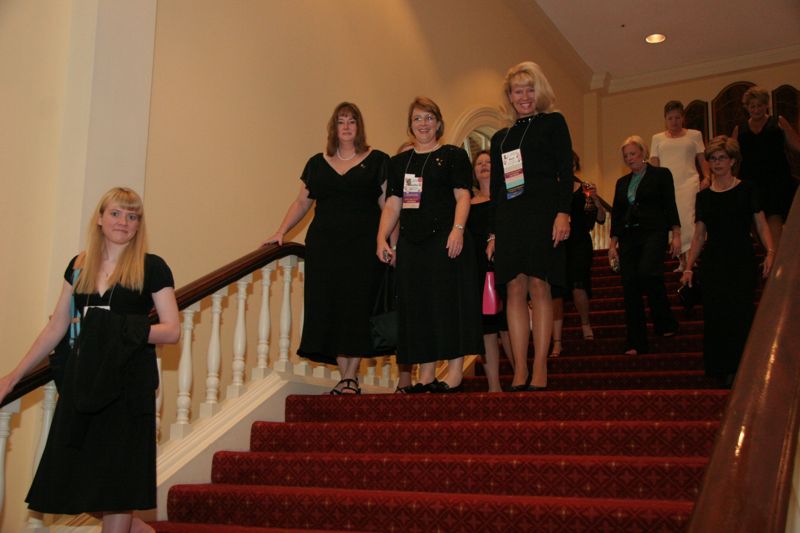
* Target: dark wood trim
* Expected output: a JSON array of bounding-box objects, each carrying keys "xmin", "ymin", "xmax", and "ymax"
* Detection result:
[
  {"xmin": 687, "ymin": 189, "xmax": 800, "ymax": 532},
  {"xmin": 0, "ymin": 243, "xmax": 306, "ymax": 409}
]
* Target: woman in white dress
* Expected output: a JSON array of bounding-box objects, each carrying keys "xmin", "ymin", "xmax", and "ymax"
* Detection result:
[{"xmin": 650, "ymin": 100, "xmax": 710, "ymax": 271}]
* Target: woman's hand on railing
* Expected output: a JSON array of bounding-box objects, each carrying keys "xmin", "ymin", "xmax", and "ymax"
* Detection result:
[
  {"xmin": 0, "ymin": 373, "xmax": 18, "ymax": 406},
  {"xmin": 261, "ymin": 231, "xmax": 285, "ymax": 247}
]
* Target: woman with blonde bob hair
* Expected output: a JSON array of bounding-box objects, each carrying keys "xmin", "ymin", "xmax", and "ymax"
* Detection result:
[
  {"xmin": 0, "ymin": 187, "xmax": 180, "ymax": 533},
  {"xmin": 681, "ymin": 135, "xmax": 774, "ymax": 386},
  {"xmin": 609, "ymin": 136, "xmax": 681, "ymax": 355},
  {"xmin": 486, "ymin": 61, "xmax": 574, "ymax": 391}
]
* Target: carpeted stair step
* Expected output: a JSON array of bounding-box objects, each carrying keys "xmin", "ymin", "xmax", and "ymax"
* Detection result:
[
  {"xmin": 151, "ymin": 523, "xmax": 359, "ymax": 533},
  {"xmin": 561, "ymin": 334, "xmax": 703, "ymax": 354},
  {"xmin": 165, "ymin": 485, "xmax": 693, "ymax": 533},
  {"xmin": 464, "ymin": 370, "xmax": 722, "ymax": 393},
  {"xmin": 474, "ymin": 352, "xmax": 705, "ymax": 375},
  {"xmin": 559, "ymin": 320, "xmax": 703, "ymax": 339},
  {"xmin": 211, "ymin": 451, "xmax": 708, "ymax": 501},
  {"xmin": 560, "ymin": 306, "xmax": 702, "ymax": 326},
  {"xmin": 250, "ymin": 420, "xmax": 719, "ymax": 457},
  {"xmin": 285, "ymin": 390, "xmax": 727, "ymax": 423}
]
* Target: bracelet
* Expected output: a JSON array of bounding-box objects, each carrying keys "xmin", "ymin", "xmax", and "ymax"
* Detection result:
[
  {"xmin": 391, "ymin": 244, "xmax": 397, "ymax": 251},
  {"xmin": 453, "ymin": 224, "xmax": 464, "ymax": 231},
  {"xmin": 683, "ymin": 270, "xmax": 693, "ymax": 274},
  {"xmin": 767, "ymin": 249, "xmax": 775, "ymax": 255},
  {"xmin": 487, "ymin": 235, "xmax": 495, "ymax": 242}
]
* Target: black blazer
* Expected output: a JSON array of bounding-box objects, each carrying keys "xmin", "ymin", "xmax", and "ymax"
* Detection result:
[{"xmin": 610, "ymin": 164, "xmax": 680, "ymax": 240}]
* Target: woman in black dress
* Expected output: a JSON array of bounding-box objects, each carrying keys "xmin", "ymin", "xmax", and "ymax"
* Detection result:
[
  {"xmin": 609, "ymin": 136, "xmax": 681, "ymax": 355},
  {"xmin": 550, "ymin": 152, "xmax": 605, "ymax": 357},
  {"xmin": 486, "ymin": 61, "xmax": 574, "ymax": 391},
  {"xmin": 265, "ymin": 102, "xmax": 391, "ymax": 394},
  {"xmin": 0, "ymin": 187, "xmax": 180, "ymax": 533},
  {"xmin": 377, "ymin": 96, "xmax": 483, "ymax": 392},
  {"xmin": 681, "ymin": 136, "xmax": 774, "ymax": 385},
  {"xmin": 467, "ymin": 150, "xmax": 503, "ymax": 392},
  {"xmin": 732, "ymin": 86, "xmax": 800, "ymax": 252}
]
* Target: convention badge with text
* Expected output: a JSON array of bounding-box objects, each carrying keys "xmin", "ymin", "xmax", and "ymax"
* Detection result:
[
  {"xmin": 402, "ymin": 173, "xmax": 423, "ymax": 209},
  {"xmin": 502, "ymin": 149, "xmax": 524, "ymax": 199}
]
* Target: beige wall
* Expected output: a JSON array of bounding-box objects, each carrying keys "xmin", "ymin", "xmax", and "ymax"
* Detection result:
[
  {"xmin": 0, "ymin": 1, "xmax": 71, "ymax": 530},
  {"xmin": 592, "ymin": 60, "xmax": 800, "ymax": 202}
]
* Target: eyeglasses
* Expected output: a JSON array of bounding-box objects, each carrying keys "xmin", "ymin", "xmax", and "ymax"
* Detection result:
[
  {"xmin": 412, "ymin": 114, "xmax": 437, "ymax": 123},
  {"xmin": 708, "ymin": 155, "xmax": 731, "ymax": 162}
]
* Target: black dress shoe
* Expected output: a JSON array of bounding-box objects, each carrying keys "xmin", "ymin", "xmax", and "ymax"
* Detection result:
[
  {"xmin": 507, "ymin": 384, "xmax": 533, "ymax": 392},
  {"xmin": 405, "ymin": 382, "xmax": 428, "ymax": 394},
  {"xmin": 421, "ymin": 379, "xmax": 445, "ymax": 393},
  {"xmin": 434, "ymin": 381, "xmax": 464, "ymax": 393}
]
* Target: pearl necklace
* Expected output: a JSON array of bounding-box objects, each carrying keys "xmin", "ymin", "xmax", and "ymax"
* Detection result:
[
  {"xmin": 336, "ymin": 148, "xmax": 356, "ymax": 161},
  {"xmin": 712, "ymin": 177, "xmax": 737, "ymax": 192}
]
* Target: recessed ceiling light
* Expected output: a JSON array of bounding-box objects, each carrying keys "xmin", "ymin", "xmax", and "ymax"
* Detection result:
[{"xmin": 645, "ymin": 33, "xmax": 666, "ymax": 44}]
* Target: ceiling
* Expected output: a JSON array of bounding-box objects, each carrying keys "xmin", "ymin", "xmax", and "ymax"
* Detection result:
[{"xmin": 533, "ymin": 0, "xmax": 800, "ymax": 93}]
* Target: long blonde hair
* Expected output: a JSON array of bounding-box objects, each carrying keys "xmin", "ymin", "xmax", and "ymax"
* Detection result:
[
  {"xmin": 75, "ymin": 187, "xmax": 148, "ymax": 294},
  {"xmin": 503, "ymin": 61, "xmax": 556, "ymax": 118}
]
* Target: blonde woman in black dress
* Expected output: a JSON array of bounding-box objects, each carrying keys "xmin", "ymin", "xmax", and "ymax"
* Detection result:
[
  {"xmin": 486, "ymin": 62, "xmax": 574, "ymax": 391},
  {"xmin": 265, "ymin": 102, "xmax": 391, "ymax": 394},
  {"xmin": 0, "ymin": 187, "xmax": 180, "ymax": 533}
]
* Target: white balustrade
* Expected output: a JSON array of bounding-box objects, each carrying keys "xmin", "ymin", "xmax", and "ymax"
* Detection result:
[
  {"xmin": 24, "ymin": 381, "xmax": 57, "ymax": 528},
  {"xmin": 293, "ymin": 260, "xmax": 312, "ymax": 376},
  {"xmin": 170, "ymin": 302, "xmax": 199, "ymax": 440},
  {"xmin": 252, "ymin": 265, "xmax": 275, "ymax": 380},
  {"xmin": 274, "ymin": 256, "xmax": 297, "ymax": 372},
  {"xmin": 0, "ymin": 399, "xmax": 20, "ymax": 515},
  {"xmin": 227, "ymin": 274, "xmax": 252, "ymax": 399},
  {"xmin": 201, "ymin": 287, "xmax": 227, "ymax": 418}
]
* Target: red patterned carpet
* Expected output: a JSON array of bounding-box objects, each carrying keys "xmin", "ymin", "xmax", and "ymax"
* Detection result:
[{"xmin": 152, "ymin": 252, "xmax": 730, "ymax": 533}]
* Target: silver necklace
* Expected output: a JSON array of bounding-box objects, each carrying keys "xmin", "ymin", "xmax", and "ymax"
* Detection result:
[{"xmin": 336, "ymin": 148, "xmax": 356, "ymax": 161}]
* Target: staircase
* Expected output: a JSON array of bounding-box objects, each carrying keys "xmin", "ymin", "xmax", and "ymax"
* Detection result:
[{"xmin": 151, "ymin": 250, "xmax": 730, "ymax": 532}]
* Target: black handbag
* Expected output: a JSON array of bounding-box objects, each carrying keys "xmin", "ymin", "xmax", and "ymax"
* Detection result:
[{"xmin": 369, "ymin": 265, "xmax": 397, "ymax": 353}]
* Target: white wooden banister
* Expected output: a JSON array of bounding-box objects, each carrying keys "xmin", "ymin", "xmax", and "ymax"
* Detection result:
[
  {"xmin": 252, "ymin": 264, "xmax": 275, "ymax": 380},
  {"xmin": 0, "ymin": 399, "xmax": 20, "ymax": 515},
  {"xmin": 227, "ymin": 274, "xmax": 252, "ymax": 399},
  {"xmin": 274, "ymin": 256, "xmax": 297, "ymax": 372},
  {"xmin": 170, "ymin": 302, "xmax": 199, "ymax": 439},
  {"xmin": 201, "ymin": 287, "xmax": 227, "ymax": 418}
]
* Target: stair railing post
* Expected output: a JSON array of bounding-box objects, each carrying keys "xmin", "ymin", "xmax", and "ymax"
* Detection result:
[
  {"xmin": 170, "ymin": 302, "xmax": 199, "ymax": 440},
  {"xmin": 0, "ymin": 399, "xmax": 20, "ymax": 515},
  {"xmin": 252, "ymin": 264, "xmax": 275, "ymax": 380},
  {"xmin": 201, "ymin": 287, "xmax": 227, "ymax": 417},
  {"xmin": 227, "ymin": 274, "xmax": 252, "ymax": 399},
  {"xmin": 273, "ymin": 256, "xmax": 297, "ymax": 373}
]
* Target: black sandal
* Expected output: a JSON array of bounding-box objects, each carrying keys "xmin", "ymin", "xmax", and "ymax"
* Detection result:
[{"xmin": 329, "ymin": 378, "xmax": 361, "ymax": 395}]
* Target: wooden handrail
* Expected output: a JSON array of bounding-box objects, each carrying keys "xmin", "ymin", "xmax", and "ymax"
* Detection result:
[
  {"xmin": 687, "ymin": 189, "xmax": 800, "ymax": 532},
  {"xmin": 0, "ymin": 243, "xmax": 306, "ymax": 409}
]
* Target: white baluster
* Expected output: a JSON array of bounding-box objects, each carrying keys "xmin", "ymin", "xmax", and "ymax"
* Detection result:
[
  {"xmin": 170, "ymin": 302, "xmax": 199, "ymax": 440},
  {"xmin": 293, "ymin": 260, "xmax": 312, "ymax": 376},
  {"xmin": 227, "ymin": 274, "xmax": 252, "ymax": 399},
  {"xmin": 274, "ymin": 256, "xmax": 297, "ymax": 372},
  {"xmin": 0, "ymin": 399, "xmax": 20, "ymax": 515},
  {"xmin": 363, "ymin": 358, "xmax": 378, "ymax": 386},
  {"xmin": 252, "ymin": 264, "xmax": 275, "ymax": 380},
  {"xmin": 24, "ymin": 380, "xmax": 57, "ymax": 528},
  {"xmin": 379, "ymin": 357, "xmax": 392, "ymax": 387},
  {"xmin": 155, "ymin": 356, "xmax": 162, "ymax": 442},
  {"xmin": 201, "ymin": 287, "xmax": 227, "ymax": 417}
]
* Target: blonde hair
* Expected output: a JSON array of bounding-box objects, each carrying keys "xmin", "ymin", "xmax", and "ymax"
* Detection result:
[
  {"xmin": 620, "ymin": 135, "xmax": 650, "ymax": 161},
  {"xmin": 75, "ymin": 187, "xmax": 148, "ymax": 294},
  {"xmin": 742, "ymin": 86, "xmax": 769, "ymax": 107},
  {"xmin": 503, "ymin": 61, "xmax": 556, "ymax": 117}
]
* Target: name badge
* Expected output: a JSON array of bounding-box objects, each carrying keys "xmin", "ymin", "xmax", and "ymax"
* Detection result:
[
  {"xmin": 502, "ymin": 149, "xmax": 524, "ymax": 199},
  {"xmin": 83, "ymin": 305, "xmax": 110, "ymax": 317},
  {"xmin": 402, "ymin": 173, "xmax": 423, "ymax": 209}
]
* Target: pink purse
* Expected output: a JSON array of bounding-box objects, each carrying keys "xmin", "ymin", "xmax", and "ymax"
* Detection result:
[{"xmin": 482, "ymin": 270, "xmax": 501, "ymax": 315}]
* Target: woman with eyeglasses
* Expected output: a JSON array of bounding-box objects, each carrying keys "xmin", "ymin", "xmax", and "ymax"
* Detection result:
[
  {"xmin": 377, "ymin": 96, "xmax": 483, "ymax": 393},
  {"xmin": 680, "ymin": 136, "xmax": 774, "ymax": 386}
]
